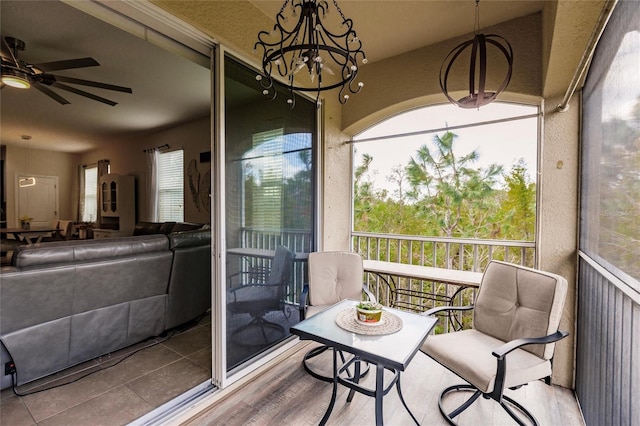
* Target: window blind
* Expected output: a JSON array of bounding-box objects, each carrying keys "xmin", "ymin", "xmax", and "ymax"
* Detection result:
[
  {"xmin": 82, "ymin": 167, "xmax": 98, "ymax": 222},
  {"xmin": 158, "ymin": 150, "xmax": 184, "ymax": 222}
]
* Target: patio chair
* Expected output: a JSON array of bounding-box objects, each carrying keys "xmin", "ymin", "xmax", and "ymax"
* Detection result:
[
  {"xmin": 421, "ymin": 260, "xmax": 568, "ymax": 425},
  {"xmin": 227, "ymin": 245, "xmax": 294, "ymax": 344},
  {"xmin": 300, "ymin": 251, "xmax": 375, "ymax": 382}
]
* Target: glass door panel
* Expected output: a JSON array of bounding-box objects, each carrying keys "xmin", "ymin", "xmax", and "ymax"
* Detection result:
[{"xmin": 224, "ymin": 56, "xmax": 316, "ymax": 371}]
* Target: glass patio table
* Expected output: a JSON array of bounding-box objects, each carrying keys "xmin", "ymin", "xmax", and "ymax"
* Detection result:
[{"xmin": 290, "ymin": 299, "xmax": 438, "ymax": 426}]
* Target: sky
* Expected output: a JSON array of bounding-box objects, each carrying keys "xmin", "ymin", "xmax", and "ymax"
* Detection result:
[{"xmin": 352, "ymin": 102, "xmax": 539, "ymax": 197}]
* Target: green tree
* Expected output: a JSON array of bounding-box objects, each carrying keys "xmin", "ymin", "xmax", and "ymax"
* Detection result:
[
  {"xmin": 495, "ymin": 159, "xmax": 536, "ymax": 240},
  {"xmin": 406, "ymin": 131, "xmax": 502, "ymax": 238}
]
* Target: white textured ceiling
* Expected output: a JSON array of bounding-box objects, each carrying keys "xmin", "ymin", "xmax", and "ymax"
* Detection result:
[{"xmin": 1, "ymin": 0, "xmax": 555, "ymax": 154}]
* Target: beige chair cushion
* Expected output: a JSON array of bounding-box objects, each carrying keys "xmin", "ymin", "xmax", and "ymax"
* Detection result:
[
  {"xmin": 58, "ymin": 220, "xmax": 73, "ymax": 238},
  {"xmin": 422, "ymin": 329, "xmax": 552, "ymax": 393},
  {"xmin": 473, "ymin": 261, "xmax": 568, "ymax": 359},
  {"xmin": 308, "ymin": 251, "xmax": 364, "ymax": 307}
]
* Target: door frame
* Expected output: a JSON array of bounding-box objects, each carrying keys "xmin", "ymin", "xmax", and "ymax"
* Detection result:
[{"xmin": 14, "ymin": 174, "xmax": 59, "ymax": 228}]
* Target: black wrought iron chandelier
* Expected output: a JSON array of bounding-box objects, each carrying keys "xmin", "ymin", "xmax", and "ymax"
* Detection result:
[
  {"xmin": 254, "ymin": 0, "xmax": 367, "ymax": 107},
  {"xmin": 439, "ymin": 0, "xmax": 513, "ymax": 109}
]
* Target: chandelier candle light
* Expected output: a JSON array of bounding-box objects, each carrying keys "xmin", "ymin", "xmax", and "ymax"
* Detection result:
[
  {"xmin": 439, "ymin": 0, "xmax": 513, "ymax": 108},
  {"xmin": 254, "ymin": 0, "xmax": 367, "ymax": 107}
]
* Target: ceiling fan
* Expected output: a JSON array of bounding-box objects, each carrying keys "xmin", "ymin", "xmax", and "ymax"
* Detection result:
[{"xmin": 0, "ymin": 36, "xmax": 132, "ymax": 106}]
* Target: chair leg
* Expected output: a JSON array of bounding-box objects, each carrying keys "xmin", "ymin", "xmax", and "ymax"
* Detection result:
[
  {"xmin": 438, "ymin": 384, "xmax": 482, "ymax": 424},
  {"xmin": 499, "ymin": 394, "xmax": 539, "ymax": 426},
  {"xmin": 438, "ymin": 383, "xmax": 539, "ymax": 426},
  {"xmin": 303, "ymin": 345, "xmax": 370, "ymax": 383}
]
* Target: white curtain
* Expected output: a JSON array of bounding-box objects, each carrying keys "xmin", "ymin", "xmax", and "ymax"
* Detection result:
[
  {"xmin": 146, "ymin": 149, "xmax": 160, "ymax": 222},
  {"xmin": 78, "ymin": 165, "xmax": 86, "ymax": 221}
]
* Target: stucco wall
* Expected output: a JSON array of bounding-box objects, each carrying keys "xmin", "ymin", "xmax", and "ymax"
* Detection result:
[
  {"xmin": 335, "ymin": 12, "xmax": 577, "ymax": 388},
  {"xmin": 343, "ymin": 13, "xmax": 542, "ymax": 132},
  {"xmin": 153, "ymin": 0, "xmax": 578, "ymax": 388},
  {"xmin": 538, "ymin": 94, "xmax": 580, "ymax": 388}
]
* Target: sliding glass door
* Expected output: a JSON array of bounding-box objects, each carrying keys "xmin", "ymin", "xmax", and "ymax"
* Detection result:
[{"xmin": 223, "ymin": 55, "xmax": 317, "ymax": 372}]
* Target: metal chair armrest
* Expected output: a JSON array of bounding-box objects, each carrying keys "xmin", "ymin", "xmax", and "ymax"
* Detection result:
[
  {"xmin": 421, "ymin": 304, "xmax": 474, "ymax": 317},
  {"xmin": 489, "ymin": 330, "xmax": 569, "ymax": 401},
  {"xmin": 362, "ymin": 283, "xmax": 377, "ymax": 303},
  {"xmin": 492, "ymin": 330, "xmax": 569, "ymax": 360},
  {"xmin": 299, "ymin": 284, "xmax": 309, "ymax": 320}
]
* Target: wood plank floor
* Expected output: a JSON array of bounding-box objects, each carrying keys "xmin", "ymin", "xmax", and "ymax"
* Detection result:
[{"xmin": 182, "ymin": 342, "xmax": 584, "ymax": 426}]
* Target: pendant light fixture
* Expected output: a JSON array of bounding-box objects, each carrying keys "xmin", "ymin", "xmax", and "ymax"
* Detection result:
[
  {"xmin": 18, "ymin": 135, "xmax": 36, "ymax": 188},
  {"xmin": 439, "ymin": 0, "xmax": 513, "ymax": 109},
  {"xmin": 254, "ymin": 0, "xmax": 367, "ymax": 107}
]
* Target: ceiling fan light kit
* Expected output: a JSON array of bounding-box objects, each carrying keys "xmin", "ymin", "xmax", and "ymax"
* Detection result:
[
  {"xmin": 254, "ymin": 0, "xmax": 367, "ymax": 108},
  {"xmin": 2, "ymin": 68, "xmax": 31, "ymax": 89},
  {"xmin": 439, "ymin": 0, "xmax": 513, "ymax": 109},
  {"xmin": 1, "ymin": 36, "xmax": 132, "ymax": 106}
]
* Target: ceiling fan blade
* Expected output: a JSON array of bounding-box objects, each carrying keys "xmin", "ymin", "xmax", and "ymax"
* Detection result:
[
  {"xmin": 51, "ymin": 81, "xmax": 117, "ymax": 106},
  {"xmin": 33, "ymin": 84, "xmax": 71, "ymax": 105},
  {"xmin": 52, "ymin": 75, "xmax": 132, "ymax": 93},
  {"xmin": 2, "ymin": 37, "xmax": 20, "ymax": 65},
  {"xmin": 34, "ymin": 57, "xmax": 99, "ymax": 72}
]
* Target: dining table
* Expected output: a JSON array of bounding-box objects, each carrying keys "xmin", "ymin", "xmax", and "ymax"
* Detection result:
[{"xmin": 0, "ymin": 227, "xmax": 59, "ymax": 245}]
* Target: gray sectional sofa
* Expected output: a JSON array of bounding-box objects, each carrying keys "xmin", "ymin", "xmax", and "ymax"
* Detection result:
[{"xmin": 0, "ymin": 228, "xmax": 211, "ymax": 389}]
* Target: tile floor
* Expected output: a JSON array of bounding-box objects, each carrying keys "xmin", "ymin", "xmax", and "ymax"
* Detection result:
[{"xmin": 0, "ymin": 315, "xmax": 212, "ymax": 426}]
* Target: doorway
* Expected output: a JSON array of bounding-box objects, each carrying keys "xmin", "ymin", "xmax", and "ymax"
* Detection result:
[{"xmin": 16, "ymin": 174, "xmax": 58, "ymax": 228}]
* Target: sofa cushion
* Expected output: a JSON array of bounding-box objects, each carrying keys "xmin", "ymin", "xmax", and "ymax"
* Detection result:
[
  {"xmin": 168, "ymin": 228, "xmax": 211, "ymax": 249},
  {"xmin": 158, "ymin": 222, "xmax": 177, "ymax": 234},
  {"xmin": 170, "ymin": 222, "xmax": 203, "ymax": 233},
  {"xmin": 133, "ymin": 222, "xmax": 163, "ymax": 236},
  {"xmin": 12, "ymin": 234, "xmax": 169, "ymax": 269}
]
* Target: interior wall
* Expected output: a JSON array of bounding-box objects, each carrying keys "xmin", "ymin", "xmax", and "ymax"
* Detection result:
[
  {"xmin": 4, "ymin": 145, "xmax": 80, "ymax": 227},
  {"xmin": 78, "ymin": 116, "xmax": 211, "ymax": 224}
]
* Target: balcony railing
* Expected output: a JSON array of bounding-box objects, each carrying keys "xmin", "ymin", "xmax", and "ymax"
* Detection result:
[
  {"xmin": 352, "ymin": 231, "xmax": 536, "ymax": 332},
  {"xmin": 352, "ymin": 231, "xmax": 536, "ymax": 271},
  {"xmin": 232, "ymin": 228, "xmax": 536, "ymax": 331}
]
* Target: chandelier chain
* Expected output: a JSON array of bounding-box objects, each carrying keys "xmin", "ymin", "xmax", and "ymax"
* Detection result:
[
  {"xmin": 474, "ymin": 0, "xmax": 481, "ymax": 35},
  {"xmin": 332, "ymin": 0, "xmax": 347, "ymax": 21}
]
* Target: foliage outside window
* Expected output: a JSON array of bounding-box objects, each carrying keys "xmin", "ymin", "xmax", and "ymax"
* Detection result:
[
  {"xmin": 82, "ymin": 166, "xmax": 97, "ymax": 222},
  {"xmin": 352, "ymin": 102, "xmax": 538, "ymax": 268},
  {"xmin": 580, "ymin": 0, "xmax": 639, "ymax": 289},
  {"xmin": 158, "ymin": 150, "xmax": 184, "ymax": 222}
]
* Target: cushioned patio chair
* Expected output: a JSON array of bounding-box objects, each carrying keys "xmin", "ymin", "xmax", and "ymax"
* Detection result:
[
  {"xmin": 421, "ymin": 260, "xmax": 568, "ymax": 425},
  {"xmin": 227, "ymin": 245, "xmax": 294, "ymax": 344},
  {"xmin": 299, "ymin": 251, "xmax": 375, "ymax": 382}
]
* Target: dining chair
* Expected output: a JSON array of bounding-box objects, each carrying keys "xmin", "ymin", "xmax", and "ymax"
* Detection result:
[
  {"xmin": 40, "ymin": 220, "xmax": 74, "ymax": 242},
  {"xmin": 421, "ymin": 260, "xmax": 568, "ymax": 425},
  {"xmin": 300, "ymin": 251, "xmax": 375, "ymax": 382}
]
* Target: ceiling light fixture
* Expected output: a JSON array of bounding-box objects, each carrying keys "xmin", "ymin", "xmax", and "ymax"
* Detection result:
[
  {"xmin": 19, "ymin": 135, "xmax": 36, "ymax": 188},
  {"xmin": 439, "ymin": 0, "xmax": 513, "ymax": 109},
  {"xmin": 254, "ymin": 0, "xmax": 367, "ymax": 107},
  {"xmin": 2, "ymin": 68, "xmax": 31, "ymax": 89}
]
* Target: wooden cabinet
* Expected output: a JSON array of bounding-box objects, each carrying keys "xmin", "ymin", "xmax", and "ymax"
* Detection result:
[{"xmin": 95, "ymin": 174, "xmax": 135, "ymax": 237}]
